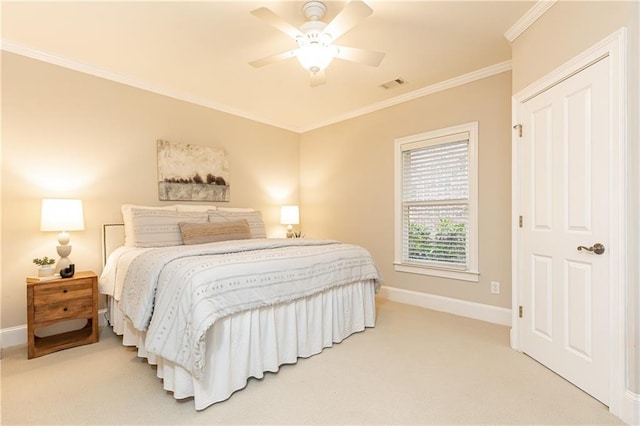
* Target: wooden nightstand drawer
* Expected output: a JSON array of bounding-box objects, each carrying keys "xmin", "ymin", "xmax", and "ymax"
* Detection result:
[
  {"xmin": 33, "ymin": 279, "xmax": 93, "ymax": 305},
  {"xmin": 34, "ymin": 297, "xmax": 94, "ymax": 323}
]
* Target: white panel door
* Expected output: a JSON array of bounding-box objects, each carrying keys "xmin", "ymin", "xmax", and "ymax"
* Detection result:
[{"xmin": 520, "ymin": 57, "xmax": 610, "ymax": 404}]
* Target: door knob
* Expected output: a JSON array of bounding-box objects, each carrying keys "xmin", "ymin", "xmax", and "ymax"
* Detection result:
[{"xmin": 577, "ymin": 243, "xmax": 605, "ymax": 255}]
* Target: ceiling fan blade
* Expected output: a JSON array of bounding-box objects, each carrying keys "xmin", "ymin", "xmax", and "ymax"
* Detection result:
[
  {"xmin": 310, "ymin": 70, "xmax": 327, "ymax": 87},
  {"xmin": 322, "ymin": 0, "xmax": 373, "ymax": 41},
  {"xmin": 334, "ymin": 45, "xmax": 385, "ymax": 67},
  {"xmin": 249, "ymin": 49, "xmax": 298, "ymax": 68},
  {"xmin": 250, "ymin": 7, "xmax": 304, "ymax": 40}
]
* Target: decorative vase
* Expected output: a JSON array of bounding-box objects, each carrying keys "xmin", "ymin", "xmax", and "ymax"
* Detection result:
[{"xmin": 38, "ymin": 265, "xmax": 55, "ymax": 277}]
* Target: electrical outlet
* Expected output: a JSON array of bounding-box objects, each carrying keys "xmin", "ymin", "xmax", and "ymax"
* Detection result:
[{"xmin": 490, "ymin": 281, "xmax": 500, "ymax": 294}]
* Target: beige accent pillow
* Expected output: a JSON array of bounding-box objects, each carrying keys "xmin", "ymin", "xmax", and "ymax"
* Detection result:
[
  {"xmin": 207, "ymin": 210, "xmax": 266, "ymax": 239},
  {"xmin": 179, "ymin": 220, "xmax": 251, "ymax": 245},
  {"xmin": 129, "ymin": 209, "xmax": 208, "ymax": 247}
]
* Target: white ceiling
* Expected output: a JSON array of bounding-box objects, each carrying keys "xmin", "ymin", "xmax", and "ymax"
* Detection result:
[{"xmin": 1, "ymin": 1, "xmax": 535, "ymax": 132}]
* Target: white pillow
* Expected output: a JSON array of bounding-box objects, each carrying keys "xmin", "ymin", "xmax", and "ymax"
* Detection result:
[
  {"xmin": 174, "ymin": 204, "xmax": 218, "ymax": 212},
  {"xmin": 121, "ymin": 204, "xmax": 177, "ymax": 247},
  {"xmin": 129, "ymin": 209, "xmax": 208, "ymax": 247},
  {"xmin": 207, "ymin": 210, "xmax": 266, "ymax": 239},
  {"xmin": 217, "ymin": 207, "xmax": 254, "ymax": 212}
]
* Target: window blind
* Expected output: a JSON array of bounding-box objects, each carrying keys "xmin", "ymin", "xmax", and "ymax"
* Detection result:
[{"xmin": 401, "ymin": 138, "xmax": 469, "ymax": 268}]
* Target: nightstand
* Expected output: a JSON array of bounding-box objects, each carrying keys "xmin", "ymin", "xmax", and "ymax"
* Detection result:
[{"xmin": 26, "ymin": 271, "xmax": 99, "ymax": 359}]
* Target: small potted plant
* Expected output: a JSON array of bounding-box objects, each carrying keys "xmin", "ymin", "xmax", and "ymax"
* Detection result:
[{"xmin": 33, "ymin": 256, "xmax": 56, "ymax": 277}]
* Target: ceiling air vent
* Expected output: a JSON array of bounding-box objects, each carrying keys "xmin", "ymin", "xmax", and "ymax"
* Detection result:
[{"xmin": 380, "ymin": 77, "xmax": 407, "ymax": 90}]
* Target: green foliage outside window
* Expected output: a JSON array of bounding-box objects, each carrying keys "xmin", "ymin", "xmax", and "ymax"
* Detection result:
[{"xmin": 408, "ymin": 218, "xmax": 466, "ymax": 264}]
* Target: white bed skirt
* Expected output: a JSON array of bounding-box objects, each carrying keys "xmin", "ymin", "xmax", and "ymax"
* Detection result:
[{"xmin": 108, "ymin": 280, "xmax": 377, "ymax": 410}]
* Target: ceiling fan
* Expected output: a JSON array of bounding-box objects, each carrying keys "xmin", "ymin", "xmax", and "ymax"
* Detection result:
[{"xmin": 249, "ymin": 0, "xmax": 385, "ymax": 87}]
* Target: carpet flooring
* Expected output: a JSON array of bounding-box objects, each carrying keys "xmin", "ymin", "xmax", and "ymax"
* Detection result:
[{"xmin": 0, "ymin": 298, "xmax": 623, "ymax": 425}]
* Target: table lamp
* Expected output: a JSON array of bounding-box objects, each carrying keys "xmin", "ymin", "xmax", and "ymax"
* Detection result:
[
  {"xmin": 280, "ymin": 205, "xmax": 299, "ymax": 238},
  {"xmin": 40, "ymin": 198, "xmax": 85, "ymax": 271}
]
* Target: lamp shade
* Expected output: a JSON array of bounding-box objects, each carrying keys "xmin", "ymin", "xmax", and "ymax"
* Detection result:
[
  {"xmin": 40, "ymin": 199, "xmax": 85, "ymax": 232},
  {"xmin": 280, "ymin": 205, "xmax": 300, "ymax": 225}
]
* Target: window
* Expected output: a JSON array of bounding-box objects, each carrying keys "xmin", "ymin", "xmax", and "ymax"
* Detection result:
[{"xmin": 394, "ymin": 122, "xmax": 478, "ymax": 282}]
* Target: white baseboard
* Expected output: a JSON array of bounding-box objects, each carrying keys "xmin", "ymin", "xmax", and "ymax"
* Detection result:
[
  {"xmin": 0, "ymin": 308, "xmax": 108, "ymax": 349},
  {"xmin": 378, "ymin": 285, "xmax": 512, "ymax": 326},
  {"xmin": 0, "ymin": 324, "xmax": 27, "ymax": 349},
  {"xmin": 99, "ymin": 307, "xmax": 108, "ymax": 327},
  {"xmin": 621, "ymin": 390, "xmax": 640, "ymax": 426}
]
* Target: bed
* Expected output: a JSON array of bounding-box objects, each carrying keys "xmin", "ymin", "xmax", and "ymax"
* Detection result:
[{"xmin": 99, "ymin": 204, "xmax": 381, "ymax": 410}]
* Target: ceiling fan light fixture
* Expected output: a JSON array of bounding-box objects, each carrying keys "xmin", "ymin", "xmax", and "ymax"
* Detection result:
[
  {"xmin": 296, "ymin": 42, "xmax": 336, "ymax": 74},
  {"xmin": 249, "ymin": 0, "xmax": 384, "ymax": 85}
]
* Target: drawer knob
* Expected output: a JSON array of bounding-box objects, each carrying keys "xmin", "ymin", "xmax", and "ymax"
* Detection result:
[{"xmin": 63, "ymin": 307, "xmax": 68, "ymax": 312}]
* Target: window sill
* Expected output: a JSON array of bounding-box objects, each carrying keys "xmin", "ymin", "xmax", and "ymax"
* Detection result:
[{"xmin": 393, "ymin": 262, "xmax": 479, "ymax": 282}]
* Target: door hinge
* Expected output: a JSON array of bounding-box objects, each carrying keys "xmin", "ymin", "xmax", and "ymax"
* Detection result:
[
  {"xmin": 513, "ymin": 124, "xmax": 523, "ymax": 137},
  {"xmin": 519, "ymin": 306, "xmax": 523, "ymax": 318},
  {"xmin": 519, "ymin": 216, "xmax": 523, "ymax": 228}
]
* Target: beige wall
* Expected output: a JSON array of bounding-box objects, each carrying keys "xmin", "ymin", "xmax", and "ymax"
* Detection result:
[
  {"xmin": 512, "ymin": 1, "xmax": 634, "ymax": 92},
  {"xmin": 1, "ymin": 52, "xmax": 300, "ymax": 330},
  {"xmin": 511, "ymin": 0, "xmax": 640, "ymax": 397},
  {"xmin": 300, "ymin": 71, "xmax": 512, "ymax": 308}
]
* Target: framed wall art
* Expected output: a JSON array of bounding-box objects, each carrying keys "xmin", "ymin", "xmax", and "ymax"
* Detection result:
[{"xmin": 157, "ymin": 140, "xmax": 230, "ymax": 202}]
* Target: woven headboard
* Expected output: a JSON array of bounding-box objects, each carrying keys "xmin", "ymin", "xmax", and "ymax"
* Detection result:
[{"xmin": 102, "ymin": 223, "xmax": 125, "ymax": 265}]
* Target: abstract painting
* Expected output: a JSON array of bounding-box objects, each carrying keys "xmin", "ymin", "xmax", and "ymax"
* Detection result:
[{"xmin": 157, "ymin": 140, "xmax": 230, "ymax": 201}]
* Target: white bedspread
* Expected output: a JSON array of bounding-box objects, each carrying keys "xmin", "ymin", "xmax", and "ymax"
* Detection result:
[
  {"xmin": 117, "ymin": 238, "xmax": 382, "ymax": 379},
  {"xmin": 99, "ymin": 245, "xmax": 150, "ymax": 299}
]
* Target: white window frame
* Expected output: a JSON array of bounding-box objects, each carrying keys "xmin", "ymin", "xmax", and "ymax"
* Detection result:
[{"xmin": 393, "ymin": 121, "xmax": 479, "ymax": 282}]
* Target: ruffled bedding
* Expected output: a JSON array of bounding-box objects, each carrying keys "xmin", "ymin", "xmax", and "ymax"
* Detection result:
[{"xmin": 100, "ymin": 238, "xmax": 381, "ymax": 409}]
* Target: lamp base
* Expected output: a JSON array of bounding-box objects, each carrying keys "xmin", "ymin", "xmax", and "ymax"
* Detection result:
[
  {"xmin": 56, "ymin": 244, "xmax": 73, "ymax": 272},
  {"xmin": 56, "ymin": 256, "xmax": 72, "ymax": 272}
]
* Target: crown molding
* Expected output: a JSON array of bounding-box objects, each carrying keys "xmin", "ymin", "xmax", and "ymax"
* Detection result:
[
  {"xmin": 300, "ymin": 60, "xmax": 512, "ymax": 133},
  {"xmin": 0, "ymin": 39, "xmax": 302, "ymax": 133},
  {"xmin": 2, "ymin": 39, "xmax": 510, "ymax": 134},
  {"xmin": 504, "ymin": 0, "xmax": 557, "ymax": 43}
]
